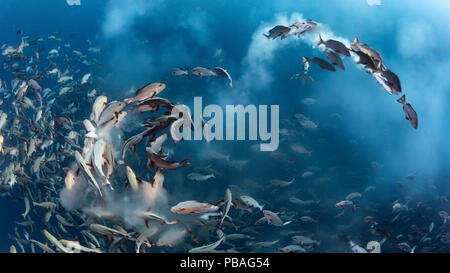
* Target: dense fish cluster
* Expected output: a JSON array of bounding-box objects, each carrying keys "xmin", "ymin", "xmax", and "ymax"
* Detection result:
[
  {"xmin": 269, "ymin": 19, "xmax": 417, "ymax": 129},
  {"xmin": 0, "ymin": 15, "xmax": 445, "ymax": 254}
]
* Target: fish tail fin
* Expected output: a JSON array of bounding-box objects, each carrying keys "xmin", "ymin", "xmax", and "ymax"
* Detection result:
[
  {"xmin": 260, "ymin": 205, "xmax": 264, "ymax": 211},
  {"xmin": 211, "ymin": 173, "xmax": 216, "ymax": 178},
  {"xmin": 352, "ymin": 36, "xmax": 359, "ymax": 45},
  {"xmin": 290, "ymin": 178, "xmax": 296, "ymax": 184},
  {"xmin": 180, "ymin": 158, "xmax": 190, "ymax": 167},
  {"xmin": 317, "ymin": 34, "xmax": 323, "ymax": 45},
  {"xmin": 263, "ymin": 33, "xmax": 270, "ymax": 39},
  {"xmin": 397, "ymin": 94, "xmax": 405, "ymax": 104}
]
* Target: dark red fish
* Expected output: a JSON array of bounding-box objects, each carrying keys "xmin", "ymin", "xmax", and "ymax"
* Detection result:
[{"xmin": 397, "ymin": 95, "xmax": 418, "ymax": 129}]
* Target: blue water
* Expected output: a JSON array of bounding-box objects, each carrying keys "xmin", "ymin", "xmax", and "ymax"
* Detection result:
[{"xmin": 0, "ymin": 0, "xmax": 449, "ymax": 253}]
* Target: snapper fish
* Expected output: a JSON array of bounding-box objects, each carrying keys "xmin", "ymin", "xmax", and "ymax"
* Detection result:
[
  {"xmin": 133, "ymin": 209, "xmax": 178, "ymax": 228},
  {"xmin": 188, "ymin": 236, "xmax": 225, "ymax": 253},
  {"xmin": 170, "ymin": 201, "xmax": 219, "ymax": 214},
  {"xmin": 81, "ymin": 73, "xmax": 91, "ymax": 85},
  {"xmin": 326, "ymin": 50, "xmax": 345, "ymax": 70},
  {"xmin": 277, "ymin": 245, "xmax": 306, "ymax": 253},
  {"xmin": 351, "ymin": 36, "xmax": 383, "ymax": 69},
  {"xmin": 240, "ymin": 195, "xmax": 264, "ymax": 211},
  {"xmin": 171, "ymin": 67, "xmax": 189, "ymax": 76},
  {"xmin": 263, "ymin": 210, "xmax": 292, "ymax": 227},
  {"xmin": 96, "ymin": 101, "xmax": 125, "ymax": 126},
  {"xmin": 270, "ymin": 178, "xmax": 295, "ymax": 187},
  {"xmin": 218, "ymin": 188, "xmax": 232, "ymax": 227},
  {"xmin": 263, "ymin": 25, "xmax": 291, "ymax": 40},
  {"xmin": 187, "ymin": 172, "xmax": 215, "ymax": 182},
  {"xmin": 317, "ymin": 34, "xmax": 350, "ymax": 56},
  {"xmin": 27, "ymin": 79, "xmax": 42, "ymax": 91},
  {"xmin": 336, "ymin": 200, "xmax": 360, "ymax": 211},
  {"xmin": 124, "ymin": 82, "xmax": 166, "ymax": 104},
  {"xmin": 191, "ymin": 67, "xmax": 217, "ymax": 78},
  {"xmin": 304, "ymin": 56, "xmax": 335, "ymax": 71},
  {"xmin": 146, "ymin": 147, "xmax": 190, "ymax": 170},
  {"xmin": 214, "ymin": 67, "xmax": 232, "ymax": 87},
  {"xmin": 397, "ymin": 95, "xmax": 418, "ymax": 129}
]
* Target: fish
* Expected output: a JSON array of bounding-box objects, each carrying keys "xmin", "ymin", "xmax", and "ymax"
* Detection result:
[
  {"xmin": 187, "ymin": 173, "xmax": 215, "ymax": 182},
  {"xmin": 290, "ymin": 144, "xmax": 312, "ymax": 155},
  {"xmin": 22, "ymin": 196, "xmax": 30, "ymax": 219},
  {"xmin": 90, "ymin": 224, "xmax": 131, "ymax": 238},
  {"xmin": 149, "ymin": 133, "xmax": 168, "ymax": 155},
  {"xmin": 134, "ymin": 209, "xmax": 178, "ymax": 227},
  {"xmin": 270, "ymin": 178, "xmax": 295, "ymax": 187},
  {"xmin": 170, "ymin": 201, "xmax": 219, "ymax": 214},
  {"xmin": 252, "ymin": 240, "xmax": 279, "ymax": 248},
  {"xmin": 317, "ymin": 34, "xmax": 350, "ymax": 56},
  {"xmin": 263, "ymin": 210, "xmax": 292, "ymax": 226},
  {"xmin": 302, "ymin": 56, "xmax": 310, "ymax": 71},
  {"xmin": 292, "ymin": 236, "xmax": 320, "ymax": 247},
  {"xmin": 240, "ymin": 195, "xmax": 264, "ymax": 211},
  {"xmin": 146, "ymin": 147, "xmax": 190, "ymax": 170},
  {"xmin": 304, "ymin": 57, "xmax": 336, "ymax": 71},
  {"xmin": 189, "ymin": 236, "xmax": 225, "ymax": 253},
  {"xmin": 300, "ymin": 216, "xmax": 319, "ymax": 224},
  {"xmin": 351, "ymin": 37, "xmax": 383, "ymax": 69},
  {"xmin": 121, "ymin": 129, "xmax": 149, "ymax": 160},
  {"xmin": 57, "ymin": 75, "xmax": 73, "ymax": 83},
  {"xmin": 326, "ymin": 50, "xmax": 345, "ymax": 70},
  {"xmin": 301, "ymin": 98, "xmax": 318, "ymax": 105},
  {"xmin": 125, "ymin": 166, "xmax": 140, "ymax": 191},
  {"xmin": 214, "ymin": 67, "xmax": 233, "ymax": 87},
  {"xmin": 27, "ymin": 79, "xmax": 42, "ymax": 91},
  {"xmin": 59, "ymin": 240, "xmax": 102, "ymax": 253},
  {"xmin": 0, "ymin": 113, "xmax": 7, "ymax": 130},
  {"xmin": 289, "ymin": 197, "xmax": 319, "ymax": 206},
  {"xmin": 397, "ymin": 242, "xmax": 412, "ymax": 252},
  {"xmin": 219, "ymin": 188, "xmax": 232, "ymax": 227},
  {"xmin": 349, "ymin": 47, "xmax": 377, "ymax": 70},
  {"xmin": 29, "ymin": 240, "xmax": 56, "ymax": 253},
  {"xmin": 345, "ymin": 192, "xmax": 362, "ymax": 201},
  {"xmin": 438, "ymin": 211, "xmax": 450, "ymax": 224},
  {"xmin": 81, "ymin": 73, "xmax": 91, "ymax": 85},
  {"xmin": 96, "ymin": 101, "xmax": 126, "ymax": 126},
  {"xmin": 92, "ymin": 139, "xmax": 112, "ymax": 188},
  {"xmin": 156, "ymin": 229, "xmax": 187, "ymax": 247},
  {"xmin": 277, "ymin": 245, "xmax": 306, "ymax": 253},
  {"xmin": 263, "ymin": 25, "xmax": 291, "ymax": 40},
  {"xmin": 397, "ymin": 95, "xmax": 418, "ymax": 129},
  {"xmin": 74, "ymin": 150, "xmax": 103, "ymax": 197},
  {"xmin": 336, "ymin": 200, "xmax": 360, "ymax": 211},
  {"xmin": 43, "ymin": 229, "xmax": 74, "ymax": 253},
  {"xmin": 191, "ymin": 67, "xmax": 217, "ymax": 78},
  {"xmin": 33, "ymin": 202, "xmax": 57, "ymax": 210},
  {"xmin": 124, "ymin": 82, "xmax": 166, "ymax": 104},
  {"xmin": 83, "ymin": 119, "xmax": 97, "ymax": 139},
  {"xmin": 171, "ymin": 67, "xmax": 189, "ymax": 76}
]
